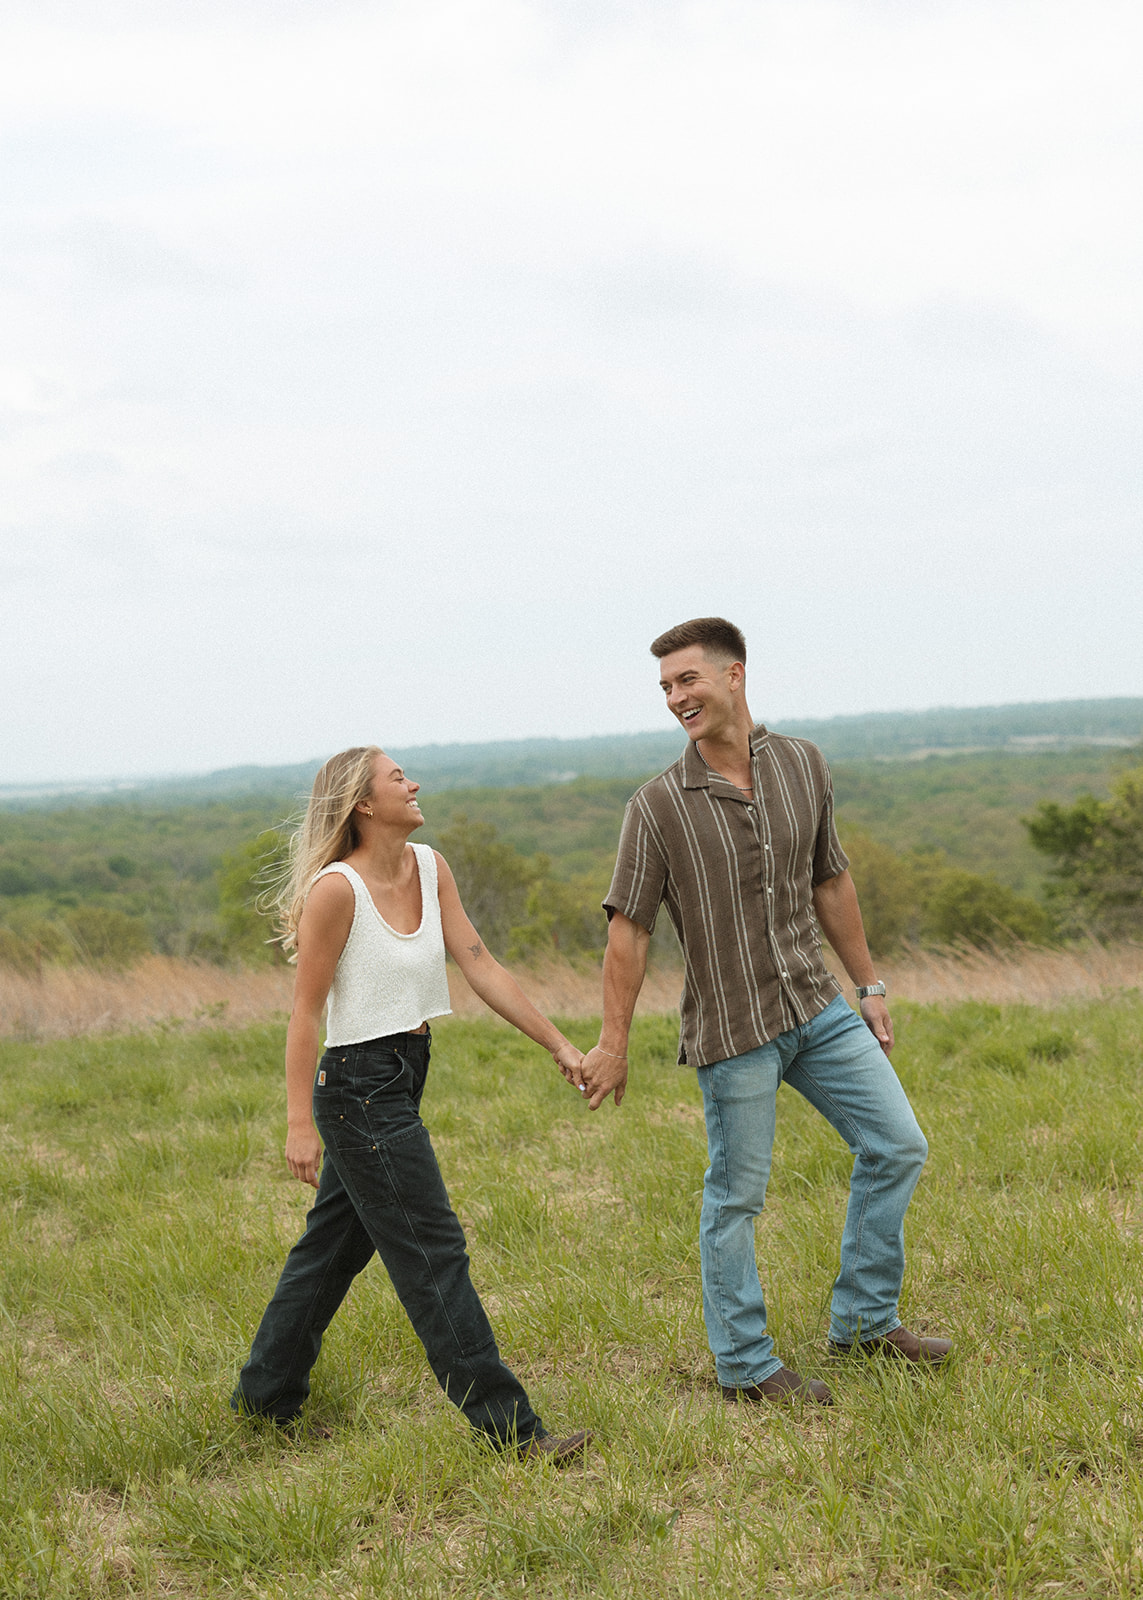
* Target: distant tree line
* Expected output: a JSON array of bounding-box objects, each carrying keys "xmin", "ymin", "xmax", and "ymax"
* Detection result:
[
  {"xmin": 171, "ymin": 773, "xmax": 1143, "ymax": 969},
  {"xmin": 1, "ymin": 758, "xmax": 1140, "ymax": 972}
]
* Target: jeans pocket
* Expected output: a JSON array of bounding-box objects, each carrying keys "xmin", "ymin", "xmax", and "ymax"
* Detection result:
[
  {"xmin": 318, "ymin": 1047, "xmax": 414, "ymax": 1149},
  {"xmin": 332, "ymin": 1119, "xmax": 439, "ymax": 1216},
  {"xmin": 353, "ymin": 1045, "xmax": 409, "ymax": 1097}
]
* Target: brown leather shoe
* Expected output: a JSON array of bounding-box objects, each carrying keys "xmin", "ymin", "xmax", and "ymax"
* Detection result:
[
  {"xmin": 519, "ymin": 1429, "xmax": 591, "ymax": 1464},
  {"xmin": 722, "ymin": 1366, "xmax": 833, "ymax": 1406},
  {"xmin": 829, "ymin": 1326, "xmax": 952, "ymax": 1365}
]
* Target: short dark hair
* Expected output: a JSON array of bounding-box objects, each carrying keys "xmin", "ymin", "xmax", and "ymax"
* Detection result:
[{"xmin": 650, "ymin": 616, "xmax": 746, "ymax": 665}]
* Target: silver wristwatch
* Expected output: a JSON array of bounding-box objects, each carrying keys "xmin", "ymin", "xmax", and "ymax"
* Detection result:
[{"xmin": 855, "ymin": 982, "xmax": 886, "ymax": 1000}]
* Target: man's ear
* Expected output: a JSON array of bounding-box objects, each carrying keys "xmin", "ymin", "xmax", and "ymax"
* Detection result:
[{"xmin": 727, "ymin": 661, "xmax": 746, "ymax": 691}]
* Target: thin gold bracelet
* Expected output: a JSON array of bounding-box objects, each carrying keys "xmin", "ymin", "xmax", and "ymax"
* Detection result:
[{"xmin": 597, "ymin": 1047, "xmax": 628, "ymax": 1058}]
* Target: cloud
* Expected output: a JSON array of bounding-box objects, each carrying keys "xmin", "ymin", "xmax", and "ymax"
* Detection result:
[{"xmin": 0, "ymin": 0, "xmax": 1140, "ymax": 779}]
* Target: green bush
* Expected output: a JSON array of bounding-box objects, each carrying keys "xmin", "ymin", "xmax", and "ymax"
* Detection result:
[
  {"xmin": 840, "ymin": 829, "xmax": 924, "ymax": 952},
  {"xmin": 507, "ymin": 871, "xmax": 609, "ymax": 962},
  {"xmin": 0, "ymin": 916, "xmax": 75, "ymax": 971},
  {"xmin": 0, "ymin": 928, "xmax": 34, "ymax": 971},
  {"xmin": 216, "ymin": 829, "xmax": 290, "ymax": 964},
  {"xmin": 1026, "ymin": 763, "xmax": 1143, "ymax": 939},
  {"xmin": 62, "ymin": 906, "xmax": 150, "ymax": 968},
  {"xmin": 437, "ymin": 814, "xmax": 536, "ymax": 957},
  {"xmin": 920, "ymin": 869, "xmax": 1055, "ymax": 948},
  {"xmin": 841, "ymin": 830, "xmax": 1055, "ymax": 954}
]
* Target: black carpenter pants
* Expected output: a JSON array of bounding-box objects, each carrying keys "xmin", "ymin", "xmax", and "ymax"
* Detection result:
[{"xmin": 232, "ymin": 1029, "xmax": 543, "ymax": 1446}]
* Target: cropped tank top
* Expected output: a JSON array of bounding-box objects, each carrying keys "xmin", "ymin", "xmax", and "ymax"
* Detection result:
[{"xmin": 315, "ymin": 844, "xmax": 453, "ymax": 1046}]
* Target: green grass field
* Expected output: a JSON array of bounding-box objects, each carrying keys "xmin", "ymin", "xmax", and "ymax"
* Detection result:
[{"xmin": 3, "ymin": 998, "xmax": 1143, "ymax": 1598}]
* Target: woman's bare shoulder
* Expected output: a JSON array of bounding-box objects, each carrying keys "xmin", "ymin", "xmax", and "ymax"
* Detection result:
[
  {"xmin": 303, "ymin": 867, "xmax": 356, "ymax": 915},
  {"xmin": 431, "ymin": 849, "xmax": 458, "ymax": 886}
]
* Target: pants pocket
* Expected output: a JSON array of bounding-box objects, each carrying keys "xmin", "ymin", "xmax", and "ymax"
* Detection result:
[{"xmin": 330, "ymin": 1120, "xmax": 448, "ymax": 1220}]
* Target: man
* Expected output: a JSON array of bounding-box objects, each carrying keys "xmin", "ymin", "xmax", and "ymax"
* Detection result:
[{"xmin": 578, "ymin": 617, "xmax": 949, "ymax": 1406}]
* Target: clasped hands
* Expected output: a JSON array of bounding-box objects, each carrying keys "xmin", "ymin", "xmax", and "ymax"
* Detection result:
[{"xmin": 552, "ymin": 1039, "xmax": 627, "ymax": 1110}]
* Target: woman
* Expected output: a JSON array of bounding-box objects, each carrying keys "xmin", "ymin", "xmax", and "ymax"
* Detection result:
[{"xmin": 232, "ymin": 745, "xmax": 588, "ymax": 1461}]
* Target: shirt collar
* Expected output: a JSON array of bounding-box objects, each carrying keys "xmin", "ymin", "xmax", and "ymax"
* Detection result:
[{"xmin": 680, "ymin": 724, "xmax": 770, "ymax": 791}]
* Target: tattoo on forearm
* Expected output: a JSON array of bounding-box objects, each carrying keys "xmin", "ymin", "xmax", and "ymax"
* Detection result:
[{"xmin": 467, "ymin": 940, "xmax": 483, "ymax": 959}]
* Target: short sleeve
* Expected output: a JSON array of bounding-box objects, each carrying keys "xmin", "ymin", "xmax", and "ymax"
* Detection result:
[
  {"xmin": 603, "ymin": 797, "xmax": 668, "ymax": 935},
  {"xmin": 810, "ymin": 759, "xmax": 849, "ymax": 885}
]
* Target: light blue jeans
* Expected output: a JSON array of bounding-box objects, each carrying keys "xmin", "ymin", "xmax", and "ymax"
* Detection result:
[{"xmin": 697, "ymin": 993, "xmax": 928, "ymax": 1387}]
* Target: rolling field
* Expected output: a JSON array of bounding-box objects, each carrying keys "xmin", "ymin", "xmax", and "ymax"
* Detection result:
[{"xmin": 3, "ymin": 995, "xmax": 1143, "ymax": 1597}]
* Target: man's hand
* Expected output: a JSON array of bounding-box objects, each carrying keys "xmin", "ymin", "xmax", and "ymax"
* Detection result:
[
  {"xmin": 579, "ymin": 1044, "xmax": 628, "ymax": 1109},
  {"xmin": 859, "ymin": 996, "xmax": 894, "ymax": 1055},
  {"xmin": 285, "ymin": 1124, "xmax": 323, "ymax": 1188}
]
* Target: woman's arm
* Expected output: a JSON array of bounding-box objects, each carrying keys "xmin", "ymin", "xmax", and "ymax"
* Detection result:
[
  {"xmin": 283, "ymin": 874, "xmax": 355, "ymax": 1186},
  {"xmin": 435, "ymin": 852, "xmax": 583, "ymax": 1081}
]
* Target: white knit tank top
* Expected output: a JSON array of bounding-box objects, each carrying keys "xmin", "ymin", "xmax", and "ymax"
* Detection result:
[{"xmin": 315, "ymin": 844, "xmax": 453, "ymax": 1046}]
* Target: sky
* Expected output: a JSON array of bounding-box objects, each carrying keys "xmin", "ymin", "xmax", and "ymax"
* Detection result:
[{"xmin": 2, "ymin": 0, "xmax": 1141, "ymax": 783}]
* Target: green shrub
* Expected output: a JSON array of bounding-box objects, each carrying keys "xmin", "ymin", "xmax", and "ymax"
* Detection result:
[
  {"xmin": 507, "ymin": 872, "xmax": 609, "ymax": 962},
  {"xmin": 62, "ymin": 906, "xmax": 150, "ymax": 968},
  {"xmin": 1026, "ymin": 763, "xmax": 1143, "ymax": 938},
  {"xmin": 840, "ymin": 829, "xmax": 922, "ymax": 953},
  {"xmin": 920, "ymin": 869, "xmax": 1055, "ymax": 948},
  {"xmin": 0, "ymin": 916, "xmax": 74, "ymax": 971},
  {"xmin": 0, "ymin": 928, "xmax": 34, "ymax": 971},
  {"xmin": 216, "ymin": 829, "xmax": 290, "ymax": 964}
]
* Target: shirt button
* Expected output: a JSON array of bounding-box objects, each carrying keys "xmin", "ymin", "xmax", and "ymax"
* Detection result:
[{"xmin": 780, "ymin": 970, "xmax": 789, "ymax": 979}]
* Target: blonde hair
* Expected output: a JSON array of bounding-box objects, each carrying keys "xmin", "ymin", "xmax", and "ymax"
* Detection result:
[{"xmin": 268, "ymin": 745, "xmax": 382, "ymax": 955}]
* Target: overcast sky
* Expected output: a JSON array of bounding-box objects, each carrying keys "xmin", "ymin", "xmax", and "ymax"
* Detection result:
[{"xmin": 2, "ymin": 0, "xmax": 1141, "ymax": 783}]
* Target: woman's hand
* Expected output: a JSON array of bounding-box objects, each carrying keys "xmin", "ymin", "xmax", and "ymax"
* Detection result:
[
  {"xmin": 285, "ymin": 1123, "xmax": 323, "ymax": 1189},
  {"xmin": 550, "ymin": 1040, "xmax": 585, "ymax": 1088}
]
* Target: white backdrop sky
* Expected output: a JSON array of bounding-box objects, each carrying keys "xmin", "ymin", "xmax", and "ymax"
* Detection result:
[{"xmin": 2, "ymin": 0, "xmax": 1141, "ymax": 782}]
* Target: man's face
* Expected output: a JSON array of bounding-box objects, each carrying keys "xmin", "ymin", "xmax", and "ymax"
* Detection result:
[{"xmin": 657, "ymin": 645, "xmax": 743, "ymax": 743}]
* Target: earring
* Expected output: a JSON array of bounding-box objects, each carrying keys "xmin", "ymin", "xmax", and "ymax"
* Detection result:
[{"xmin": 363, "ymin": 808, "xmax": 374, "ymax": 818}]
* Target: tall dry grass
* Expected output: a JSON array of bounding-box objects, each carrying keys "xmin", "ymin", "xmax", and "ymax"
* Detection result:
[
  {"xmin": 0, "ymin": 954, "xmax": 297, "ymax": 1041},
  {"xmin": 2, "ymin": 941, "xmax": 1141, "ymax": 1041},
  {"xmin": 871, "ymin": 937, "xmax": 1143, "ymax": 1006}
]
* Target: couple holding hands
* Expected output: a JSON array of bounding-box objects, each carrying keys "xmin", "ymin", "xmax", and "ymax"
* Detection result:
[{"xmin": 233, "ymin": 617, "xmax": 949, "ymax": 1462}]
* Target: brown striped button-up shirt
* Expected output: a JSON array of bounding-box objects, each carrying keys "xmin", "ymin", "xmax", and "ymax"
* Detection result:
[{"xmin": 604, "ymin": 725, "xmax": 849, "ymax": 1067}]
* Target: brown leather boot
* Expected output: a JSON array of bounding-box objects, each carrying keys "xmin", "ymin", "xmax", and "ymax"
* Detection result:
[
  {"xmin": 829, "ymin": 1326, "xmax": 952, "ymax": 1365},
  {"xmin": 722, "ymin": 1366, "xmax": 833, "ymax": 1405},
  {"xmin": 519, "ymin": 1430, "xmax": 591, "ymax": 1464}
]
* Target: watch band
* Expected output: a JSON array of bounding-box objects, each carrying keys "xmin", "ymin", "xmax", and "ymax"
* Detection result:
[{"xmin": 855, "ymin": 982, "xmax": 887, "ymax": 1000}]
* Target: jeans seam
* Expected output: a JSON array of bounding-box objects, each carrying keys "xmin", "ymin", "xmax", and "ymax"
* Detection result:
[
  {"xmin": 367, "ymin": 1139, "xmax": 474, "ymax": 1358},
  {"xmin": 702, "ymin": 1079, "xmax": 781, "ymax": 1387},
  {"xmin": 705, "ymin": 1094, "xmax": 730, "ymax": 1366},
  {"xmin": 255, "ymin": 1215, "xmax": 362, "ymax": 1413},
  {"xmin": 790, "ymin": 1062, "xmax": 875, "ymax": 1330}
]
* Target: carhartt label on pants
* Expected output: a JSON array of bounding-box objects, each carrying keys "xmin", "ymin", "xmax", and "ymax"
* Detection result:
[{"xmin": 318, "ymin": 1071, "xmax": 326, "ymax": 1085}]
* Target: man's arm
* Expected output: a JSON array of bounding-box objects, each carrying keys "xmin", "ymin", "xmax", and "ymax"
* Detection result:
[
  {"xmin": 812, "ymin": 869, "xmax": 894, "ymax": 1055},
  {"xmin": 579, "ymin": 912, "xmax": 651, "ymax": 1109}
]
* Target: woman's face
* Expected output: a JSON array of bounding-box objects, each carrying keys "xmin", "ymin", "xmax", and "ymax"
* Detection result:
[{"xmin": 364, "ymin": 751, "xmax": 424, "ymax": 831}]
